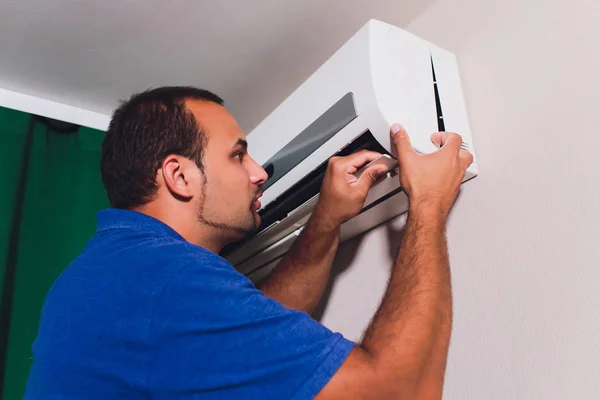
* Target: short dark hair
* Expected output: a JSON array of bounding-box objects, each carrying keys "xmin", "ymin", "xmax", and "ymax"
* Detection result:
[{"xmin": 100, "ymin": 86, "xmax": 224, "ymax": 209}]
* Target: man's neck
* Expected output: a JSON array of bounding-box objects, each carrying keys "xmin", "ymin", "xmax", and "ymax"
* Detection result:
[{"xmin": 132, "ymin": 203, "xmax": 226, "ymax": 254}]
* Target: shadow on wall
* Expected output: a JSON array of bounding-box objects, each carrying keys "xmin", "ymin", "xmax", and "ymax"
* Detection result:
[
  {"xmin": 312, "ymin": 188, "xmax": 466, "ymax": 327},
  {"xmin": 312, "ymin": 214, "xmax": 408, "ymax": 323}
]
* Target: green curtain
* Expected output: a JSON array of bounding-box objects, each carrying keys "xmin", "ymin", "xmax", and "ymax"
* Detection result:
[{"xmin": 0, "ymin": 105, "xmax": 108, "ymax": 399}]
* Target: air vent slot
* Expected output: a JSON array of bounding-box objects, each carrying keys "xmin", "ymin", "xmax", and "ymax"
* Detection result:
[
  {"xmin": 432, "ymin": 55, "xmax": 469, "ymax": 154},
  {"xmin": 431, "ymin": 55, "xmax": 445, "ymax": 132}
]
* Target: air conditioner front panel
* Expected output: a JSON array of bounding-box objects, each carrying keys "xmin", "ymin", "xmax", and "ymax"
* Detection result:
[{"xmin": 223, "ymin": 20, "xmax": 478, "ymax": 275}]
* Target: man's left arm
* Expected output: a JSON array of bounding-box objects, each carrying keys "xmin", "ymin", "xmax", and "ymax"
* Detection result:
[
  {"xmin": 259, "ymin": 150, "xmax": 390, "ymax": 313},
  {"xmin": 257, "ymin": 206, "xmax": 340, "ymax": 314}
]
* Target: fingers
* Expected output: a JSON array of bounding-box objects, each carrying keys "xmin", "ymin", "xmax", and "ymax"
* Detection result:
[
  {"xmin": 431, "ymin": 131, "xmax": 474, "ymax": 169},
  {"xmin": 430, "ymin": 132, "xmax": 445, "ymax": 148},
  {"xmin": 391, "ymin": 124, "xmax": 415, "ymax": 161},
  {"xmin": 330, "ymin": 150, "xmax": 382, "ymax": 172},
  {"xmin": 458, "ymin": 149, "xmax": 474, "ymax": 170},
  {"xmin": 431, "ymin": 132, "xmax": 463, "ymax": 151},
  {"xmin": 356, "ymin": 165, "xmax": 388, "ymax": 192}
]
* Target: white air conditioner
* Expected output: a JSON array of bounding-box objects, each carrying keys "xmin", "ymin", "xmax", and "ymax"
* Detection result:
[{"xmin": 221, "ymin": 19, "xmax": 479, "ymax": 282}]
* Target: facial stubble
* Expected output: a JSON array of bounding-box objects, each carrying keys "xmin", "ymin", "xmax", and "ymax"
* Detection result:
[{"xmin": 196, "ymin": 171, "xmax": 259, "ymax": 236}]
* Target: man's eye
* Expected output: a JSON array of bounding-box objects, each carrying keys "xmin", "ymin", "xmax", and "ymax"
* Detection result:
[{"xmin": 234, "ymin": 153, "xmax": 244, "ymax": 161}]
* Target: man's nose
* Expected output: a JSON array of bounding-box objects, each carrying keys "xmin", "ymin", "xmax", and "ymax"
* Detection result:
[{"xmin": 249, "ymin": 158, "xmax": 268, "ymax": 186}]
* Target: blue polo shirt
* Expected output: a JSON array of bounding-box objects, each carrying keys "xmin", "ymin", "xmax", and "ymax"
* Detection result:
[{"xmin": 25, "ymin": 209, "xmax": 354, "ymax": 399}]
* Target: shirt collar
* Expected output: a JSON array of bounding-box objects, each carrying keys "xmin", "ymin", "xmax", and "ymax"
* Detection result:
[{"xmin": 96, "ymin": 208, "xmax": 185, "ymax": 241}]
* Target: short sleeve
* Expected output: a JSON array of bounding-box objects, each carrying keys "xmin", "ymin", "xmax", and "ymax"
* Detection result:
[{"xmin": 148, "ymin": 254, "xmax": 355, "ymax": 400}]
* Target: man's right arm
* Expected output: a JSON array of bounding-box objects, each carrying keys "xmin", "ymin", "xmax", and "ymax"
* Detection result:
[{"xmin": 316, "ymin": 125, "xmax": 474, "ymax": 399}]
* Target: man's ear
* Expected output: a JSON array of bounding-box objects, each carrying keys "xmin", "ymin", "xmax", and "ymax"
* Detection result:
[{"xmin": 160, "ymin": 155, "xmax": 198, "ymax": 201}]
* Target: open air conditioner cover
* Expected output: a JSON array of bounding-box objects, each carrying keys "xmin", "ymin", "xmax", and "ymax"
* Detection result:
[{"xmin": 220, "ymin": 19, "xmax": 478, "ymax": 281}]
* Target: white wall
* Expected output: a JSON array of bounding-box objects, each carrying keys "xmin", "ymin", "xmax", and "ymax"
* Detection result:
[{"xmin": 318, "ymin": 0, "xmax": 600, "ymax": 398}]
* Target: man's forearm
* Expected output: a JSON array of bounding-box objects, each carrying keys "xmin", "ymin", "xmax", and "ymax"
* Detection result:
[
  {"xmin": 259, "ymin": 150, "xmax": 387, "ymax": 314},
  {"xmin": 259, "ymin": 211, "xmax": 340, "ymax": 313},
  {"xmin": 413, "ymin": 214, "xmax": 453, "ymax": 399},
  {"xmin": 360, "ymin": 205, "xmax": 452, "ymax": 395},
  {"xmin": 414, "ymin": 317, "xmax": 453, "ymax": 399}
]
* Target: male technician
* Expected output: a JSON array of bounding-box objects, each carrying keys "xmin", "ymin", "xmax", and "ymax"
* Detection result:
[{"xmin": 25, "ymin": 86, "xmax": 473, "ymax": 399}]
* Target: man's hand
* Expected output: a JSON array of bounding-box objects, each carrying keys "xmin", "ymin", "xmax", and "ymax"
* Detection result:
[
  {"xmin": 392, "ymin": 124, "xmax": 474, "ymax": 217},
  {"xmin": 316, "ymin": 125, "xmax": 473, "ymax": 399},
  {"xmin": 259, "ymin": 150, "xmax": 388, "ymax": 313},
  {"xmin": 315, "ymin": 150, "xmax": 390, "ymax": 231}
]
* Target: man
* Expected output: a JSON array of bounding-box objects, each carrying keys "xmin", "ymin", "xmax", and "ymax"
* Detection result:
[{"xmin": 25, "ymin": 86, "xmax": 473, "ymax": 399}]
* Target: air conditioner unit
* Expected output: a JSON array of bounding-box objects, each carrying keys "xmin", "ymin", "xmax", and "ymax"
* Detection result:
[{"xmin": 220, "ymin": 19, "xmax": 479, "ymax": 282}]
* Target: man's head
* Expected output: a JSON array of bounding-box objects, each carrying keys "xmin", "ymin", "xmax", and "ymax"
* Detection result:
[{"xmin": 101, "ymin": 86, "xmax": 268, "ymax": 250}]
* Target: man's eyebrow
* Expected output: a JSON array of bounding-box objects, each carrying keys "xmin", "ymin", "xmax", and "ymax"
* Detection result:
[{"xmin": 232, "ymin": 139, "xmax": 248, "ymax": 150}]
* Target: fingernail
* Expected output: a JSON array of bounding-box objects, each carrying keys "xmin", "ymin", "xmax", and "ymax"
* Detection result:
[{"xmin": 391, "ymin": 124, "xmax": 403, "ymax": 137}]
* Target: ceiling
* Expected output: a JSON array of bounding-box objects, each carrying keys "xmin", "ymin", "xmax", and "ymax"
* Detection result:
[{"xmin": 0, "ymin": 0, "xmax": 435, "ymax": 132}]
